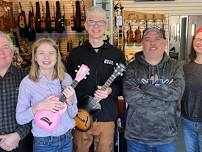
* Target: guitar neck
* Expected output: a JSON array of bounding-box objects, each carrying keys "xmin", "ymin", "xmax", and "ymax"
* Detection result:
[
  {"xmin": 91, "ymin": 74, "xmax": 116, "ymax": 103},
  {"xmin": 71, "ymin": 79, "xmax": 79, "ymax": 89},
  {"xmin": 59, "ymin": 79, "xmax": 78, "ymax": 103},
  {"xmin": 102, "ymin": 74, "xmax": 116, "ymax": 90}
]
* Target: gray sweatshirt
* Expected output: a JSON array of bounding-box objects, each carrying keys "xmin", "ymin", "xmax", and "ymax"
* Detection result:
[{"xmin": 123, "ymin": 51, "xmax": 185, "ymax": 144}]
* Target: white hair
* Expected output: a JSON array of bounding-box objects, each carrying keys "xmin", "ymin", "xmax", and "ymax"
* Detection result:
[
  {"xmin": 86, "ymin": 6, "xmax": 107, "ymax": 21},
  {"xmin": 0, "ymin": 31, "xmax": 15, "ymax": 52}
]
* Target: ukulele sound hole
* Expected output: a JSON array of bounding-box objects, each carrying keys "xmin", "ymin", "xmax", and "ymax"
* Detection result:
[
  {"xmin": 40, "ymin": 117, "xmax": 53, "ymax": 126},
  {"xmin": 77, "ymin": 115, "xmax": 88, "ymax": 127}
]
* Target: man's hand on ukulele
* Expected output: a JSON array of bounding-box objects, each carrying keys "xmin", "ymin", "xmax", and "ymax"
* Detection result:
[{"xmin": 94, "ymin": 86, "xmax": 112, "ymax": 103}]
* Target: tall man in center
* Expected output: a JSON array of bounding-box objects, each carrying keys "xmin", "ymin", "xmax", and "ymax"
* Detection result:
[{"xmin": 66, "ymin": 6, "xmax": 125, "ymax": 152}]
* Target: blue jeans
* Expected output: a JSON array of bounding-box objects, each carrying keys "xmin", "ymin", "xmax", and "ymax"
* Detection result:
[
  {"xmin": 127, "ymin": 139, "xmax": 176, "ymax": 152},
  {"xmin": 33, "ymin": 130, "xmax": 72, "ymax": 152},
  {"xmin": 182, "ymin": 117, "xmax": 202, "ymax": 152}
]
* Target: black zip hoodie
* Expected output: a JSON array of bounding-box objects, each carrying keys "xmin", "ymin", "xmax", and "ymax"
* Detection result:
[{"xmin": 66, "ymin": 41, "xmax": 126, "ymax": 121}]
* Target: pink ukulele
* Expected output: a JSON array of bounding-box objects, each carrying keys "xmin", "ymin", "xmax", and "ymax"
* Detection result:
[{"xmin": 34, "ymin": 64, "xmax": 90, "ymax": 132}]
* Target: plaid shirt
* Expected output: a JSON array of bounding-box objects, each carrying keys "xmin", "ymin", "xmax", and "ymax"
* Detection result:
[{"xmin": 0, "ymin": 65, "xmax": 31, "ymax": 139}]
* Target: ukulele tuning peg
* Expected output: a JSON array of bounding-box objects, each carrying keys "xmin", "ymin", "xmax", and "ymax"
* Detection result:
[
  {"xmin": 78, "ymin": 65, "xmax": 81, "ymax": 68},
  {"xmin": 116, "ymin": 63, "xmax": 118, "ymax": 66},
  {"xmin": 75, "ymin": 70, "xmax": 78, "ymax": 73}
]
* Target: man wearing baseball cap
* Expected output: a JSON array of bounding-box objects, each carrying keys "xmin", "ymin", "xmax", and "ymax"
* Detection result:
[{"xmin": 123, "ymin": 26, "xmax": 185, "ymax": 152}]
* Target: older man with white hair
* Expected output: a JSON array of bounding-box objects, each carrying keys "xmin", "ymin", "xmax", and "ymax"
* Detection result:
[{"xmin": 0, "ymin": 32, "xmax": 32, "ymax": 152}]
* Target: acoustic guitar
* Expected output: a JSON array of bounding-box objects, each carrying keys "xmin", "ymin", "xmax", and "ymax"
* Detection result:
[
  {"xmin": 127, "ymin": 24, "xmax": 134, "ymax": 44},
  {"xmin": 28, "ymin": 2, "xmax": 36, "ymax": 41},
  {"xmin": 134, "ymin": 26, "xmax": 142, "ymax": 43},
  {"xmin": 18, "ymin": 2, "xmax": 26, "ymax": 29},
  {"xmin": 18, "ymin": 2, "xmax": 27, "ymax": 37},
  {"xmin": 34, "ymin": 64, "xmax": 90, "ymax": 132},
  {"xmin": 74, "ymin": 63, "xmax": 126, "ymax": 132}
]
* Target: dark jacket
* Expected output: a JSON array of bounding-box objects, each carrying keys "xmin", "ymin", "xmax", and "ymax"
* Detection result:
[
  {"xmin": 123, "ymin": 51, "xmax": 185, "ymax": 144},
  {"xmin": 181, "ymin": 62, "xmax": 202, "ymax": 122},
  {"xmin": 66, "ymin": 41, "xmax": 126, "ymax": 121}
]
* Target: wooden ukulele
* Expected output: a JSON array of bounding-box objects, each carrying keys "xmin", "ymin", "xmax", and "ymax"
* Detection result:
[
  {"xmin": 127, "ymin": 24, "xmax": 134, "ymax": 44},
  {"xmin": 74, "ymin": 63, "xmax": 126, "ymax": 132},
  {"xmin": 34, "ymin": 64, "xmax": 90, "ymax": 132},
  {"xmin": 134, "ymin": 26, "xmax": 142, "ymax": 43},
  {"xmin": 18, "ymin": 2, "xmax": 26, "ymax": 29}
]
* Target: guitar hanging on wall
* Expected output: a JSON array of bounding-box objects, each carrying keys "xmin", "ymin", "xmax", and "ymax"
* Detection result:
[
  {"xmin": 51, "ymin": 2, "xmax": 56, "ymax": 31},
  {"xmin": 34, "ymin": 64, "xmax": 90, "ymax": 132},
  {"xmin": 18, "ymin": 2, "xmax": 27, "ymax": 37},
  {"xmin": 60, "ymin": 4, "xmax": 66, "ymax": 32},
  {"xmin": 45, "ymin": 1, "xmax": 52, "ymax": 33},
  {"xmin": 40, "ymin": 2, "xmax": 46, "ymax": 32},
  {"xmin": 28, "ymin": 2, "xmax": 36, "ymax": 41},
  {"xmin": 35, "ymin": 1, "xmax": 41, "ymax": 33},
  {"xmin": 55, "ymin": 1, "xmax": 62, "ymax": 33},
  {"xmin": 74, "ymin": 63, "xmax": 126, "ymax": 131},
  {"xmin": 74, "ymin": 0, "xmax": 83, "ymax": 32}
]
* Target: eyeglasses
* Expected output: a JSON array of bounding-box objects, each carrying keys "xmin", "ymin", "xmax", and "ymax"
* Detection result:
[
  {"xmin": 86, "ymin": 20, "xmax": 106, "ymax": 26},
  {"xmin": 194, "ymin": 38, "xmax": 202, "ymax": 43}
]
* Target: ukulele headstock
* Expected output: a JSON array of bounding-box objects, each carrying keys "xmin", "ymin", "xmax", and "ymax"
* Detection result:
[
  {"xmin": 75, "ymin": 64, "xmax": 90, "ymax": 82},
  {"xmin": 113, "ymin": 63, "xmax": 126, "ymax": 77}
]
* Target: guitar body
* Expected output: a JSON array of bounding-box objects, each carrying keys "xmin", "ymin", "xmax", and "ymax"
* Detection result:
[
  {"xmin": 127, "ymin": 27, "xmax": 134, "ymax": 44},
  {"xmin": 34, "ymin": 64, "xmax": 90, "ymax": 132},
  {"xmin": 134, "ymin": 26, "xmax": 142, "ymax": 43},
  {"xmin": 73, "ymin": 95, "xmax": 101, "ymax": 131},
  {"xmin": 18, "ymin": 13, "xmax": 26, "ymax": 29},
  {"xmin": 18, "ymin": 3, "xmax": 27, "ymax": 37},
  {"xmin": 34, "ymin": 103, "xmax": 67, "ymax": 132},
  {"xmin": 74, "ymin": 109, "xmax": 92, "ymax": 131},
  {"xmin": 81, "ymin": 96, "xmax": 101, "ymax": 114}
]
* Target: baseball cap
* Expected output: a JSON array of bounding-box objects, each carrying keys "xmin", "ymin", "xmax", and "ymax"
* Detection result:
[
  {"xmin": 142, "ymin": 26, "xmax": 166, "ymax": 39},
  {"xmin": 195, "ymin": 27, "xmax": 202, "ymax": 36}
]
